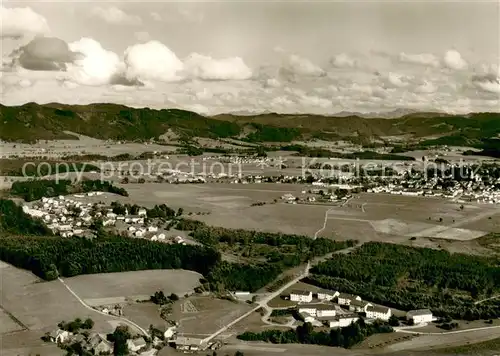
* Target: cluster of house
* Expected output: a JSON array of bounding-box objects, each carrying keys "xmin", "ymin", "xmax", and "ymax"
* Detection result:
[
  {"xmin": 290, "ymin": 289, "xmax": 433, "ymax": 327},
  {"xmin": 22, "ymin": 193, "xmax": 109, "ymax": 238},
  {"xmin": 366, "ymin": 170, "xmax": 500, "ymax": 204},
  {"xmin": 171, "ymin": 336, "xmax": 221, "ymax": 353},
  {"xmin": 47, "ymin": 330, "xmax": 152, "ymax": 355},
  {"xmin": 23, "ymin": 193, "xmax": 187, "ymax": 245}
]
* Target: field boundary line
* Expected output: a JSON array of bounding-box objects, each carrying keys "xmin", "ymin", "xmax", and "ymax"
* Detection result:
[
  {"xmin": 0, "ymin": 304, "xmax": 29, "ymax": 331},
  {"xmin": 395, "ymin": 324, "xmax": 500, "ymax": 335},
  {"xmin": 57, "ymin": 277, "xmax": 150, "ymax": 338}
]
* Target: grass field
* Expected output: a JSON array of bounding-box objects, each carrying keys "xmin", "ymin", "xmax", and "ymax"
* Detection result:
[
  {"xmin": 0, "ymin": 262, "xmax": 118, "ymax": 356},
  {"xmin": 63, "ymin": 269, "xmax": 202, "ymax": 301},
  {"xmin": 318, "ymin": 193, "xmax": 499, "ymax": 242},
  {"xmin": 170, "ymin": 296, "xmax": 253, "ymax": 338}
]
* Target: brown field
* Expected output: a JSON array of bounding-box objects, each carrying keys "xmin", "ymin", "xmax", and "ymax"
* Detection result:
[
  {"xmin": 169, "ymin": 296, "xmax": 253, "ymax": 338},
  {"xmin": 62, "ymin": 269, "xmax": 202, "ymax": 301},
  {"xmin": 0, "ymin": 262, "xmax": 119, "ymax": 356},
  {"xmin": 318, "ymin": 193, "xmax": 499, "ymax": 242},
  {"xmin": 0, "ymin": 308, "xmax": 23, "ymax": 334},
  {"xmin": 122, "ymin": 303, "xmax": 168, "ymax": 331}
]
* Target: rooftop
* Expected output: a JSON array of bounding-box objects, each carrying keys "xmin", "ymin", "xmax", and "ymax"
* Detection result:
[
  {"xmin": 407, "ymin": 309, "xmax": 432, "ymax": 317},
  {"xmin": 290, "ymin": 289, "xmax": 311, "ymax": 296}
]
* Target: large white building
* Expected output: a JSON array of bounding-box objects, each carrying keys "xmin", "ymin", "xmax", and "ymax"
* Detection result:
[
  {"xmin": 366, "ymin": 306, "xmax": 392, "ymax": 321},
  {"xmin": 323, "ymin": 314, "xmax": 360, "ymax": 328},
  {"xmin": 337, "ymin": 293, "xmax": 361, "ymax": 306},
  {"xmin": 297, "ymin": 304, "xmax": 336, "ymax": 317},
  {"xmin": 406, "ymin": 309, "xmax": 433, "ymax": 324},
  {"xmin": 317, "ymin": 289, "xmax": 339, "ymax": 301},
  {"xmin": 349, "ymin": 300, "xmax": 372, "ymax": 313},
  {"xmin": 290, "ymin": 290, "xmax": 313, "ymax": 303}
]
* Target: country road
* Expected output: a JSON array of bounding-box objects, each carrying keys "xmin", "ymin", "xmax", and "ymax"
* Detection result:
[
  {"xmin": 58, "ymin": 277, "xmax": 150, "ymax": 338},
  {"xmin": 395, "ymin": 324, "xmax": 500, "ymax": 335},
  {"xmin": 203, "ymin": 198, "xmax": 355, "ymax": 344}
]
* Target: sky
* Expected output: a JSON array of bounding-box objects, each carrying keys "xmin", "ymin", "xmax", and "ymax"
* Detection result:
[{"xmin": 0, "ymin": 0, "xmax": 499, "ymax": 115}]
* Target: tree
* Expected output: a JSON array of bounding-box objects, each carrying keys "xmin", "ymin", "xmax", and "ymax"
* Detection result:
[
  {"xmin": 177, "ymin": 208, "xmax": 184, "ymax": 217},
  {"xmin": 388, "ymin": 314, "xmax": 400, "ymax": 327},
  {"xmin": 110, "ymin": 325, "xmax": 131, "ymax": 356},
  {"xmin": 82, "ymin": 318, "xmax": 94, "ymax": 329},
  {"xmin": 169, "ymin": 293, "xmax": 179, "ymax": 301}
]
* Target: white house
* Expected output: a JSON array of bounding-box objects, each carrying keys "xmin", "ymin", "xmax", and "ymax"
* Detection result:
[
  {"xmin": 135, "ymin": 230, "xmax": 145, "ymax": 238},
  {"xmin": 299, "ymin": 312, "xmax": 316, "ymax": 323},
  {"xmin": 127, "ymin": 337, "xmax": 147, "ymax": 352},
  {"xmin": 50, "ymin": 329, "xmax": 72, "ymax": 344},
  {"xmin": 174, "ymin": 236, "xmax": 185, "ymax": 244},
  {"xmin": 406, "ymin": 309, "xmax": 433, "ymax": 324},
  {"xmin": 164, "ymin": 326, "xmax": 177, "ymax": 339},
  {"xmin": 290, "ymin": 290, "xmax": 313, "ymax": 303},
  {"xmin": 323, "ymin": 314, "xmax": 360, "ymax": 328},
  {"xmin": 317, "ymin": 289, "xmax": 339, "ymax": 301},
  {"xmin": 157, "ymin": 233, "xmax": 166, "ymax": 240},
  {"xmin": 366, "ymin": 306, "xmax": 392, "ymax": 321},
  {"xmin": 138, "ymin": 208, "xmax": 147, "ymax": 216},
  {"xmin": 337, "ymin": 293, "xmax": 361, "ymax": 306},
  {"xmin": 148, "ymin": 226, "xmax": 158, "ymax": 232},
  {"xmin": 349, "ymin": 300, "xmax": 372, "ymax": 313}
]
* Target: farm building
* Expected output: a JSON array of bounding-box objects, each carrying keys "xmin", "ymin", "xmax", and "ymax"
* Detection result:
[
  {"xmin": 366, "ymin": 306, "xmax": 392, "ymax": 321},
  {"xmin": 407, "ymin": 309, "xmax": 433, "ymax": 324},
  {"xmin": 173, "ymin": 336, "xmax": 207, "ymax": 351},
  {"xmin": 337, "ymin": 293, "xmax": 361, "ymax": 306},
  {"xmin": 290, "ymin": 290, "xmax": 313, "ymax": 303},
  {"xmin": 317, "ymin": 289, "xmax": 339, "ymax": 301}
]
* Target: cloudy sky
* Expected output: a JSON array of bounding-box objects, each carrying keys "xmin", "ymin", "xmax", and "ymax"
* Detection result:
[{"xmin": 1, "ymin": 0, "xmax": 499, "ymax": 115}]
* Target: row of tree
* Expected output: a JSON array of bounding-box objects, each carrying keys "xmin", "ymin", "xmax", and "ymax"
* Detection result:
[
  {"xmin": 10, "ymin": 179, "xmax": 128, "ymax": 202},
  {"xmin": 0, "ymin": 235, "xmax": 220, "ymax": 281},
  {"xmin": 306, "ymin": 242, "xmax": 500, "ymax": 320},
  {"xmin": 238, "ymin": 320, "xmax": 393, "ymax": 349}
]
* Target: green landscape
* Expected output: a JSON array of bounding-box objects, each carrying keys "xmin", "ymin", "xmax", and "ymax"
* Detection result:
[
  {"xmin": 306, "ymin": 242, "xmax": 500, "ymax": 320},
  {"xmin": 1, "ymin": 103, "xmax": 500, "ymax": 154}
]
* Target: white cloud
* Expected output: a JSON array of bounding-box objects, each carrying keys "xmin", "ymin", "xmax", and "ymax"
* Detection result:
[
  {"xmin": 415, "ymin": 81, "xmax": 437, "ymax": 93},
  {"xmin": 124, "ymin": 41, "xmax": 184, "ymax": 83},
  {"xmin": 472, "ymin": 74, "xmax": 500, "ymax": 94},
  {"xmin": 387, "ymin": 72, "xmax": 410, "ymax": 88},
  {"xmin": 398, "ymin": 52, "xmax": 440, "ymax": 67},
  {"xmin": 150, "ymin": 12, "xmax": 162, "ymax": 21},
  {"xmin": 66, "ymin": 38, "xmax": 122, "ymax": 86},
  {"xmin": 283, "ymin": 54, "xmax": 325, "ymax": 77},
  {"xmin": 184, "ymin": 53, "xmax": 252, "ymax": 81},
  {"xmin": 91, "ymin": 6, "xmax": 142, "ymax": 25},
  {"xmin": 0, "ymin": 6, "xmax": 49, "ymax": 38},
  {"xmin": 443, "ymin": 50, "xmax": 467, "ymax": 70},
  {"xmin": 331, "ymin": 53, "xmax": 357, "ymax": 68}
]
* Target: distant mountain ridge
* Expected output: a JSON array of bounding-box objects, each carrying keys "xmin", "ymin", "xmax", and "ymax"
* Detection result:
[{"xmin": 0, "ymin": 103, "xmax": 499, "ymax": 149}]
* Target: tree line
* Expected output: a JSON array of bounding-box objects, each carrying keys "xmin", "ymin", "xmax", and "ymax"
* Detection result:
[
  {"xmin": 238, "ymin": 320, "xmax": 392, "ymax": 349},
  {"xmin": 307, "ymin": 242, "xmax": 500, "ymax": 320},
  {"xmin": 10, "ymin": 179, "xmax": 128, "ymax": 202}
]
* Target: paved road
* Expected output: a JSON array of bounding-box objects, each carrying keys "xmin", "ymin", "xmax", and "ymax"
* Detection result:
[
  {"xmin": 58, "ymin": 277, "xmax": 150, "ymax": 338},
  {"xmin": 474, "ymin": 294, "xmax": 500, "ymax": 305},
  {"xmin": 395, "ymin": 324, "xmax": 500, "ymax": 335}
]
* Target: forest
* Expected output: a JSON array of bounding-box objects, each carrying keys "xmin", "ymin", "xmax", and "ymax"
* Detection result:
[
  {"xmin": 176, "ymin": 218, "xmax": 356, "ymax": 291},
  {"xmin": 0, "ymin": 199, "xmax": 52, "ymax": 235},
  {"xmin": 10, "ymin": 179, "xmax": 128, "ymax": 201},
  {"xmin": 0, "ymin": 234, "xmax": 220, "ymax": 281},
  {"xmin": 238, "ymin": 320, "xmax": 393, "ymax": 349},
  {"xmin": 307, "ymin": 242, "xmax": 500, "ymax": 319}
]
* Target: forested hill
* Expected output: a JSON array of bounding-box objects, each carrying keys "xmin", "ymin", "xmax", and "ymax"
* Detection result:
[{"xmin": 1, "ymin": 103, "xmax": 499, "ymax": 147}]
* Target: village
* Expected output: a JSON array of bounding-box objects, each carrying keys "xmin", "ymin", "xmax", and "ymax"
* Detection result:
[{"xmin": 21, "ymin": 193, "xmax": 188, "ymax": 244}]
